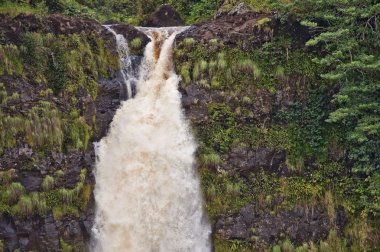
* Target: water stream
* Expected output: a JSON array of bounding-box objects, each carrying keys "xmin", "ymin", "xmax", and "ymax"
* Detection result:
[{"xmin": 92, "ymin": 26, "xmax": 211, "ymax": 252}]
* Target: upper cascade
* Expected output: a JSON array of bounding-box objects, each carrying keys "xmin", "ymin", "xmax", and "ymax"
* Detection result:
[{"xmin": 103, "ymin": 25, "xmax": 136, "ymax": 99}]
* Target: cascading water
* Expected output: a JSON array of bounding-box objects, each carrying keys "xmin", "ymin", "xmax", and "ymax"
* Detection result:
[
  {"xmin": 104, "ymin": 25, "xmax": 138, "ymax": 99},
  {"xmin": 92, "ymin": 27, "xmax": 211, "ymax": 251}
]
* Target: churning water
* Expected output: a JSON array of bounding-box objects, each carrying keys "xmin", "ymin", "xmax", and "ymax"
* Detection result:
[{"xmin": 92, "ymin": 26, "xmax": 211, "ymax": 251}]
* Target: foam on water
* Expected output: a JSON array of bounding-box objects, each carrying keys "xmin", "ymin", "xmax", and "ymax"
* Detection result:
[{"xmin": 92, "ymin": 27, "xmax": 211, "ymax": 252}]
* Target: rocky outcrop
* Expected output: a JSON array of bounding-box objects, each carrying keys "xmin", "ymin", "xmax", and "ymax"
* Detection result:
[
  {"xmin": 0, "ymin": 13, "xmax": 122, "ymax": 251},
  {"xmin": 107, "ymin": 23, "xmax": 150, "ymax": 51},
  {"xmin": 0, "ymin": 13, "xmax": 102, "ymax": 44},
  {"xmin": 177, "ymin": 11, "xmax": 274, "ymax": 50},
  {"xmin": 227, "ymin": 146, "xmax": 288, "ymax": 175},
  {"xmin": 215, "ymin": 204, "xmax": 338, "ymax": 245},
  {"xmin": 144, "ymin": 4, "xmax": 184, "ymax": 27},
  {"xmin": 177, "ymin": 5, "xmax": 310, "ymax": 51}
]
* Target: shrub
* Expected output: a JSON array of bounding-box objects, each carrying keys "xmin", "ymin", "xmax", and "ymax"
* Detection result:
[
  {"xmin": 42, "ymin": 175, "xmax": 54, "ymax": 191},
  {"xmin": 59, "ymin": 188, "xmax": 74, "ymax": 204},
  {"xmin": 9, "ymin": 182, "xmax": 25, "ymax": 202},
  {"xmin": 282, "ymin": 239, "xmax": 295, "ymax": 252},
  {"xmin": 180, "ymin": 64, "xmax": 191, "ymax": 84},
  {"xmin": 200, "ymin": 152, "xmax": 222, "ymax": 167},
  {"xmin": 272, "ymin": 245, "xmax": 281, "ymax": 252},
  {"xmin": 31, "ymin": 192, "xmax": 48, "ymax": 216},
  {"xmin": 295, "ymin": 243, "xmax": 309, "ymax": 252},
  {"xmin": 192, "ymin": 62, "xmax": 200, "ymax": 80},
  {"xmin": 14, "ymin": 195, "xmax": 33, "ymax": 216},
  {"xmin": 182, "ymin": 38, "xmax": 195, "ymax": 48}
]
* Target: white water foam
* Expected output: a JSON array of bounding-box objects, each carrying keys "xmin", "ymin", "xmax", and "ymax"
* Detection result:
[{"xmin": 92, "ymin": 27, "xmax": 211, "ymax": 252}]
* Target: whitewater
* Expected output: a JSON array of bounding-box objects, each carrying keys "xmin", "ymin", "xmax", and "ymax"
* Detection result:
[{"xmin": 92, "ymin": 26, "xmax": 211, "ymax": 251}]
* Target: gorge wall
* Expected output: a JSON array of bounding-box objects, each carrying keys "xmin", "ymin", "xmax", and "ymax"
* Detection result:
[{"xmin": 0, "ymin": 3, "xmax": 379, "ymax": 252}]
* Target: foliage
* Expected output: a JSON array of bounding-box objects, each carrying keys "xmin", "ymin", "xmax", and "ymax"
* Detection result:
[
  {"xmin": 270, "ymin": 0, "xmax": 380, "ymax": 218},
  {"xmin": 0, "ymin": 167, "xmax": 90, "ymax": 219},
  {"xmin": 200, "ymin": 168, "xmax": 252, "ymax": 221}
]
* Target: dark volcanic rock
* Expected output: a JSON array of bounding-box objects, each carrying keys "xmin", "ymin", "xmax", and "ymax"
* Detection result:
[
  {"xmin": 0, "ymin": 13, "xmax": 104, "ymax": 44},
  {"xmin": 0, "ymin": 215, "xmax": 18, "ymax": 251},
  {"xmin": 20, "ymin": 174, "xmax": 43, "ymax": 192},
  {"xmin": 177, "ymin": 12, "xmax": 274, "ymax": 50},
  {"xmin": 216, "ymin": 204, "xmax": 332, "ymax": 246},
  {"xmin": 336, "ymin": 205, "xmax": 348, "ymax": 234},
  {"xmin": 177, "ymin": 8, "xmax": 310, "ymax": 51},
  {"xmin": 145, "ymin": 4, "xmax": 184, "ymax": 27},
  {"xmin": 95, "ymin": 79, "xmax": 122, "ymax": 139},
  {"xmin": 109, "ymin": 23, "xmax": 150, "ymax": 48}
]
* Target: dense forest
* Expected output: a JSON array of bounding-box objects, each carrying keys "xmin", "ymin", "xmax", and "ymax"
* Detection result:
[{"xmin": 0, "ymin": 0, "xmax": 379, "ymax": 251}]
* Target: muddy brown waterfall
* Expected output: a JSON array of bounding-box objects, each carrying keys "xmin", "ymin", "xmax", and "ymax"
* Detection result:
[{"xmin": 92, "ymin": 26, "xmax": 211, "ymax": 251}]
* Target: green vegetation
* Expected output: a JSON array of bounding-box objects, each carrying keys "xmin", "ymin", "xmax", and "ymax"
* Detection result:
[
  {"xmin": 172, "ymin": 1, "xmax": 380, "ymax": 250},
  {"xmin": 0, "ymin": 0, "xmax": 271, "ymax": 24},
  {"xmin": 0, "ymin": 31, "xmax": 118, "ymax": 154},
  {"xmin": 0, "ymin": 0, "xmax": 379, "ymax": 250},
  {"xmin": 0, "ymin": 168, "xmax": 90, "ymax": 219},
  {"xmin": 0, "ymin": 22, "xmax": 117, "ymax": 232}
]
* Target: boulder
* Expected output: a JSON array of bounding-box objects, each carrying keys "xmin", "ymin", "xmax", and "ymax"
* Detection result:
[
  {"xmin": 144, "ymin": 5, "xmax": 184, "ymax": 27},
  {"xmin": 177, "ymin": 11, "xmax": 274, "ymax": 51},
  {"xmin": 108, "ymin": 24, "xmax": 150, "ymax": 48}
]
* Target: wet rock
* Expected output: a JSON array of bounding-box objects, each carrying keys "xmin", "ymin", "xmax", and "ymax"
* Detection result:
[
  {"xmin": 60, "ymin": 220, "xmax": 84, "ymax": 245},
  {"xmin": 21, "ymin": 173, "xmax": 42, "ymax": 192},
  {"xmin": 94, "ymin": 79, "xmax": 121, "ymax": 140},
  {"xmin": 0, "ymin": 215, "xmax": 18, "ymax": 251},
  {"xmin": 145, "ymin": 4, "xmax": 184, "ymax": 27},
  {"xmin": 108, "ymin": 24, "xmax": 150, "ymax": 48},
  {"xmin": 40, "ymin": 215, "xmax": 59, "ymax": 250}
]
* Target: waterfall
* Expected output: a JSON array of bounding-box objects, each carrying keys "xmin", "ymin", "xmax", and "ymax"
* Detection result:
[
  {"xmin": 92, "ymin": 27, "xmax": 211, "ymax": 252},
  {"xmin": 104, "ymin": 25, "xmax": 137, "ymax": 99}
]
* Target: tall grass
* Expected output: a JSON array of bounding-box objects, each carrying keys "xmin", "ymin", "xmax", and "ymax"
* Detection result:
[
  {"xmin": 42, "ymin": 175, "xmax": 55, "ymax": 191},
  {"xmin": 0, "ymin": 2, "xmax": 47, "ymax": 17}
]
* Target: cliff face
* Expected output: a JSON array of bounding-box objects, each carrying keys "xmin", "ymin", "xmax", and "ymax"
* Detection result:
[
  {"xmin": 0, "ymin": 4, "xmax": 378, "ymax": 252},
  {"xmin": 0, "ymin": 13, "xmax": 147, "ymax": 251},
  {"xmin": 174, "ymin": 6, "xmax": 378, "ymax": 251},
  {"xmin": 174, "ymin": 10, "xmax": 337, "ymax": 249}
]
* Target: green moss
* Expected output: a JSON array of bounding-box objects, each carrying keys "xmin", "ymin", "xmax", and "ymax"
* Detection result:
[{"xmin": 130, "ymin": 37, "xmax": 142, "ymax": 50}]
